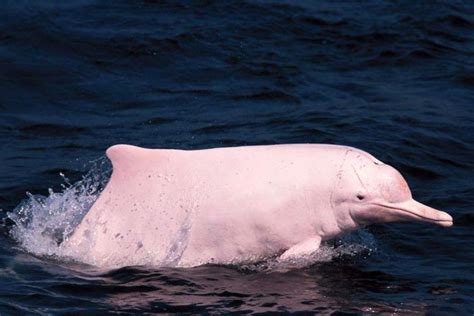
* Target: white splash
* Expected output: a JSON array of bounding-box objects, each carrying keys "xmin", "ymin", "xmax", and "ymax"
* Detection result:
[
  {"xmin": 7, "ymin": 158, "xmax": 111, "ymax": 260},
  {"xmin": 240, "ymin": 230, "xmax": 377, "ymax": 271}
]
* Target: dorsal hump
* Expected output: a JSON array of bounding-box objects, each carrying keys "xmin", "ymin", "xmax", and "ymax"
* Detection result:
[{"xmin": 106, "ymin": 144, "xmax": 152, "ymax": 175}]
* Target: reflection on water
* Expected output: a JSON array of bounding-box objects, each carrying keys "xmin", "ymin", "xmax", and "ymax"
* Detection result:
[{"xmin": 7, "ymin": 251, "xmax": 428, "ymax": 314}]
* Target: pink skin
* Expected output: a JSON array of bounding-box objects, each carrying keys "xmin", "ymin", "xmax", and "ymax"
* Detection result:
[{"xmin": 62, "ymin": 144, "xmax": 453, "ymax": 268}]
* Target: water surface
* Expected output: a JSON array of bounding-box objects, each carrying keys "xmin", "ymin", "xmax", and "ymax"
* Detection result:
[{"xmin": 1, "ymin": 0, "xmax": 473, "ymax": 314}]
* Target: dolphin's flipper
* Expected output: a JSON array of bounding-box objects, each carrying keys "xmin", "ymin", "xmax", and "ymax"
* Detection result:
[{"xmin": 278, "ymin": 236, "xmax": 321, "ymax": 261}]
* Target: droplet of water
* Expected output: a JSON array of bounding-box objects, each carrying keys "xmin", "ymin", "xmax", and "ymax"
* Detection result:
[{"xmin": 7, "ymin": 157, "xmax": 111, "ymax": 260}]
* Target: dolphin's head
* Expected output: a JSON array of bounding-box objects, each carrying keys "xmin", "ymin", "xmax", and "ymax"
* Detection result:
[{"xmin": 331, "ymin": 150, "xmax": 453, "ymax": 229}]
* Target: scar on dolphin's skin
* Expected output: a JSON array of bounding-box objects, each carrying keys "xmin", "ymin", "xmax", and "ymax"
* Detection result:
[
  {"xmin": 330, "ymin": 149, "xmax": 351, "ymax": 210},
  {"xmin": 136, "ymin": 241, "xmax": 143, "ymax": 253},
  {"xmin": 351, "ymin": 164, "xmax": 369, "ymax": 193}
]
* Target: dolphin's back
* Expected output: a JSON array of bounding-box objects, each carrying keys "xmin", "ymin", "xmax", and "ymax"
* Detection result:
[{"xmin": 62, "ymin": 144, "xmax": 377, "ymax": 268}]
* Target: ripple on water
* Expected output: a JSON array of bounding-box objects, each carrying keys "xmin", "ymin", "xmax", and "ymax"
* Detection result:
[{"xmin": 1, "ymin": 0, "xmax": 473, "ymax": 313}]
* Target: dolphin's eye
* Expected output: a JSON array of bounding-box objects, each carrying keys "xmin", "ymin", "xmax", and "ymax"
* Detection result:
[{"xmin": 357, "ymin": 194, "xmax": 365, "ymax": 201}]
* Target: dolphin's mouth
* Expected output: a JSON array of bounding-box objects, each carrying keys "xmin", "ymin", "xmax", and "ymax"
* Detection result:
[{"xmin": 374, "ymin": 200, "xmax": 453, "ymax": 227}]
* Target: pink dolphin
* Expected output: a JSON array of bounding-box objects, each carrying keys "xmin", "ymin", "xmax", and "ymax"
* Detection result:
[{"xmin": 62, "ymin": 144, "xmax": 453, "ymax": 268}]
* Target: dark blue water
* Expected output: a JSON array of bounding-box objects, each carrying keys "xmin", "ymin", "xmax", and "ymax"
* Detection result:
[{"xmin": 1, "ymin": 0, "xmax": 473, "ymax": 314}]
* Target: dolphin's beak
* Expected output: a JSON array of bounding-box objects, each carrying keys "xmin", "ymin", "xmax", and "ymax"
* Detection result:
[{"xmin": 378, "ymin": 199, "xmax": 453, "ymax": 227}]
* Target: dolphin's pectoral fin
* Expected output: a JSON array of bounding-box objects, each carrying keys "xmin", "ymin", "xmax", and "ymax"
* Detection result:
[{"xmin": 278, "ymin": 236, "xmax": 321, "ymax": 261}]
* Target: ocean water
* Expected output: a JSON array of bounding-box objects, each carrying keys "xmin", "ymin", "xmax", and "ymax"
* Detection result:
[{"xmin": 1, "ymin": 0, "xmax": 473, "ymax": 314}]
